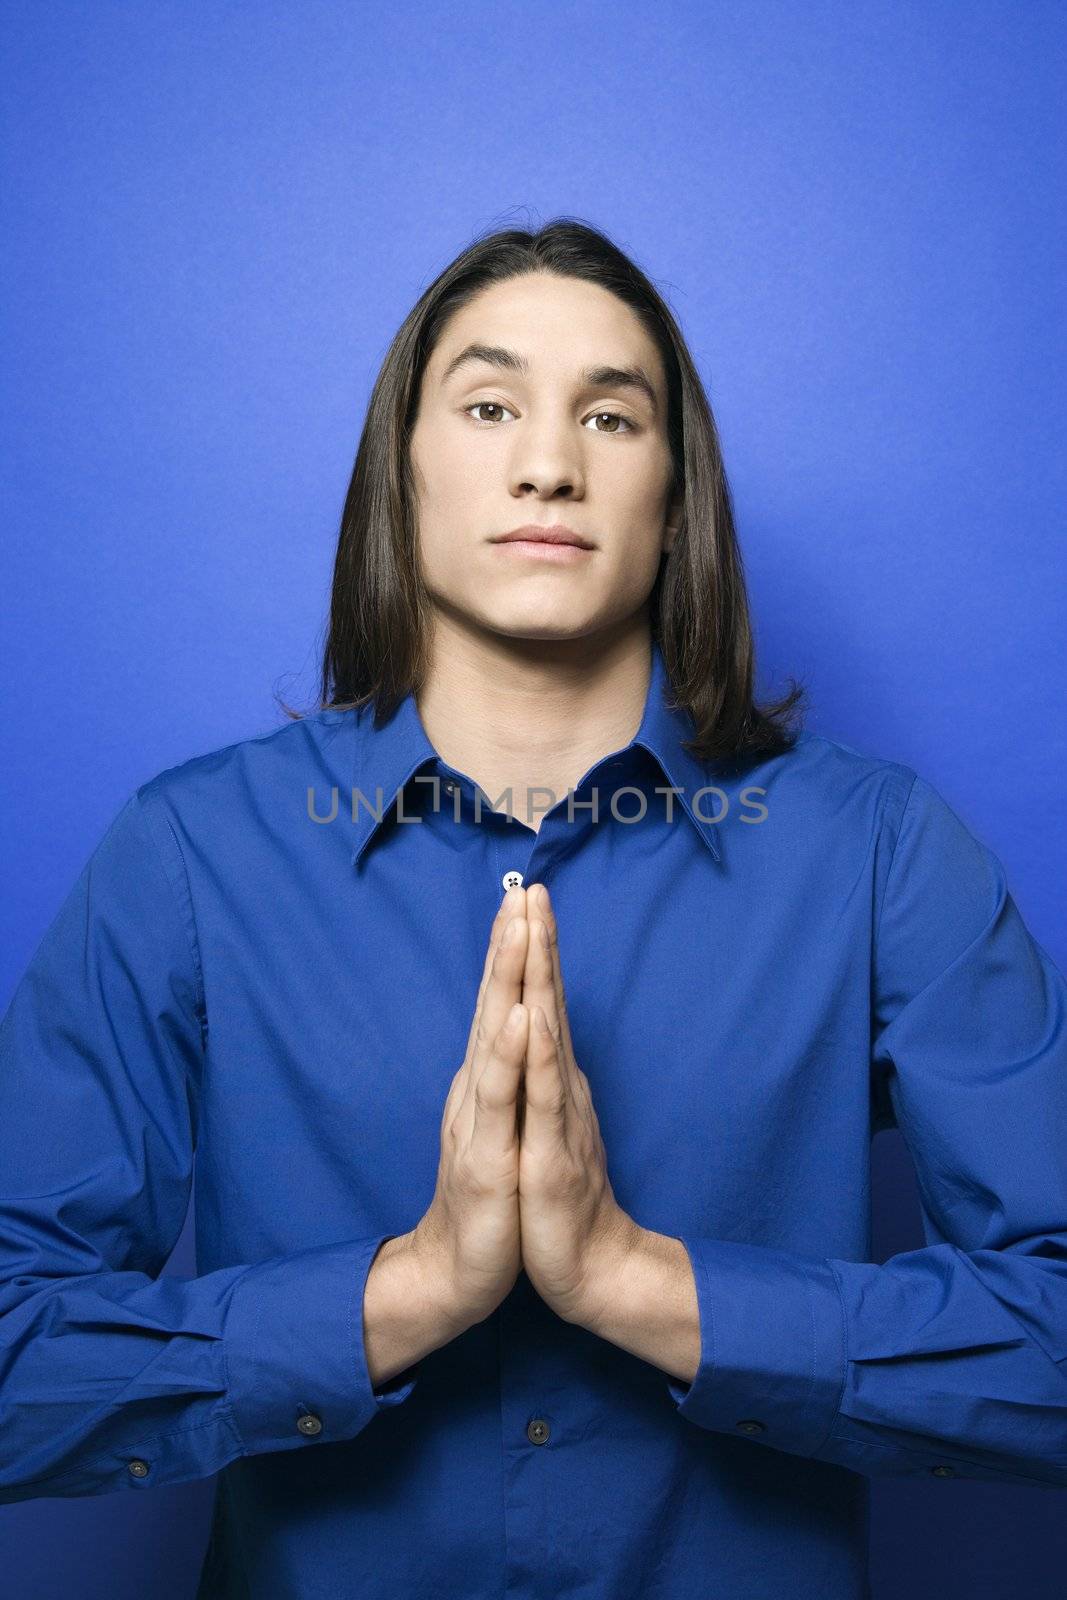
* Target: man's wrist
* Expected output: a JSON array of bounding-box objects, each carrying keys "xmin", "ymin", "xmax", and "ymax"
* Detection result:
[
  {"xmin": 363, "ymin": 1230, "xmax": 470, "ymax": 1391},
  {"xmin": 576, "ymin": 1226, "xmax": 702, "ymax": 1386}
]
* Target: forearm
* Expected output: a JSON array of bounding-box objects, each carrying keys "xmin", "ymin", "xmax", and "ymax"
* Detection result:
[
  {"xmin": 576, "ymin": 1226, "xmax": 701, "ymax": 1385},
  {"xmin": 362, "ymin": 1231, "xmax": 471, "ymax": 1389}
]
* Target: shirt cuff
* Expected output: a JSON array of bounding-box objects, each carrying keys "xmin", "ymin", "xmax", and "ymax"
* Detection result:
[
  {"xmin": 225, "ymin": 1234, "xmax": 420, "ymax": 1457},
  {"xmin": 666, "ymin": 1235, "xmax": 846, "ymax": 1456}
]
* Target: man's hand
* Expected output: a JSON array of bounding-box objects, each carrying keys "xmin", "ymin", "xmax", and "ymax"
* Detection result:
[
  {"xmin": 516, "ymin": 882, "xmax": 643, "ymax": 1326},
  {"xmin": 410, "ymin": 886, "xmax": 529, "ymax": 1331}
]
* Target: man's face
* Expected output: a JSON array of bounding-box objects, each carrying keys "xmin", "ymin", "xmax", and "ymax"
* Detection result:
[{"xmin": 409, "ymin": 272, "xmax": 681, "ymax": 646}]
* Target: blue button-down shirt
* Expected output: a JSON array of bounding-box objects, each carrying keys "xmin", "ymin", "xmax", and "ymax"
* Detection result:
[{"xmin": 2, "ymin": 639, "xmax": 1065, "ymax": 1598}]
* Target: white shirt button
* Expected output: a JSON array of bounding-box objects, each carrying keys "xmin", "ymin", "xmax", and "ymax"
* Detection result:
[{"xmin": 502, "ymin": 870, "xmax": 524, "ymax": 891}]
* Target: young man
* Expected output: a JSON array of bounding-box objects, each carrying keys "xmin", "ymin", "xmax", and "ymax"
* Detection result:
[{"xmin": 3, "ymin": 224, "xmax": 1065, "ymax": 1599}]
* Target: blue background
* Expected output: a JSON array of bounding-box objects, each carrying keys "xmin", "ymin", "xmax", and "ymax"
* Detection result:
[{"xmin": 2, "ymin": 1, "xmax": 1064, "ymax": 1593}]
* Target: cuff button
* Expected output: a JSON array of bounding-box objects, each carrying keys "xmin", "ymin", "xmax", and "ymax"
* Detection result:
[
  {"xmin": 736, "ymin": 1420, "xmax": 765, "ymax": 1434},
  {"xmin": 127, "ymin": 1460, "xmax": 150, "ymax": 1478},
  {"xmin": 931, "ymin": 1464, "xmax": 955, "ymax": 1477},
  {"xmin": 297, "ymin": 1413, "xmax": 323, "ymax": 1436}
]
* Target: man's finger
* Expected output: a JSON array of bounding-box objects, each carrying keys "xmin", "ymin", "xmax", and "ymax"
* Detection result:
[
  {"xmin": 464, "ymin": 885, "xmax": 526, "ymax": 1062},
  {"xmin": 521, "ymin": 1002, "xmax": 568, "ymax": 1151}
]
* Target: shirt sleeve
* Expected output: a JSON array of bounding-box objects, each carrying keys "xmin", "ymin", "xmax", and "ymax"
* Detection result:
[
  {"xmin": 667, "ymin": 771, "xmax": 1067, "ymax": 1489},
  {"xmin": 0, "ymin": 787, "xmax": 419, "ymax": 1504}
]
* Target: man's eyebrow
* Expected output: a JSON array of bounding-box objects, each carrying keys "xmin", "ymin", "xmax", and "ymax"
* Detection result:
[{"xmin": 439, "ymin": 342, "xmax": 659, "ymax": 415}]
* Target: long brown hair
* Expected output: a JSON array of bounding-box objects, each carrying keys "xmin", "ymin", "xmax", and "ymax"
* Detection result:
[{"xmin": 279, "ymin": 216, "xmax": 806, "ymax": 763}]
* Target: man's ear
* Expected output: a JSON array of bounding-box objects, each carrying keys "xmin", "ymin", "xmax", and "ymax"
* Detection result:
[{"xmin": 663, "ymin": 489, "xmax": 684, "ymax": 555}]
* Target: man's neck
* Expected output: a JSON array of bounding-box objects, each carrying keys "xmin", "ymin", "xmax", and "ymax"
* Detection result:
[{"xmin": 415, "ymin": 619, "xmax": 654, "ymax": 830}]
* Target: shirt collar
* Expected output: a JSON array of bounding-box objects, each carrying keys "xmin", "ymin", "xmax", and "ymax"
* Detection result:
[{"xmin": 349, "ymin": 638, "xmax": 722, "ymax": 867}]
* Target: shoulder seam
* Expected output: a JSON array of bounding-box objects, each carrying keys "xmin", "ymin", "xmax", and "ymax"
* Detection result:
[
  {"xmin": 874, "ymin": 769, "xmax": 919, "ymax": 938},
  {"xmin": 130, "ymin": 788, "xmax": 208, "ymax": 1050}
]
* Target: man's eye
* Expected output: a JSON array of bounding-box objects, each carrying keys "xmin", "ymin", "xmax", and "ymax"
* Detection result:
[
  {"xmin": 583, "ymin": 411, "xmax": 635, "ymax": 434},
  {"xmin": 466, "ymin": 401, "xmax": 516, "ymax": 424}
]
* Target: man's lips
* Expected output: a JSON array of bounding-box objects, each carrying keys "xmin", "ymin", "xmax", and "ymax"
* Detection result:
[
  {"xmin": 490, "ymin": 538, "xmax": 594, "ymax": 564},
  {"xmin": 491, "ymin": 523, "xmax": 596, "ymax": 550}
]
